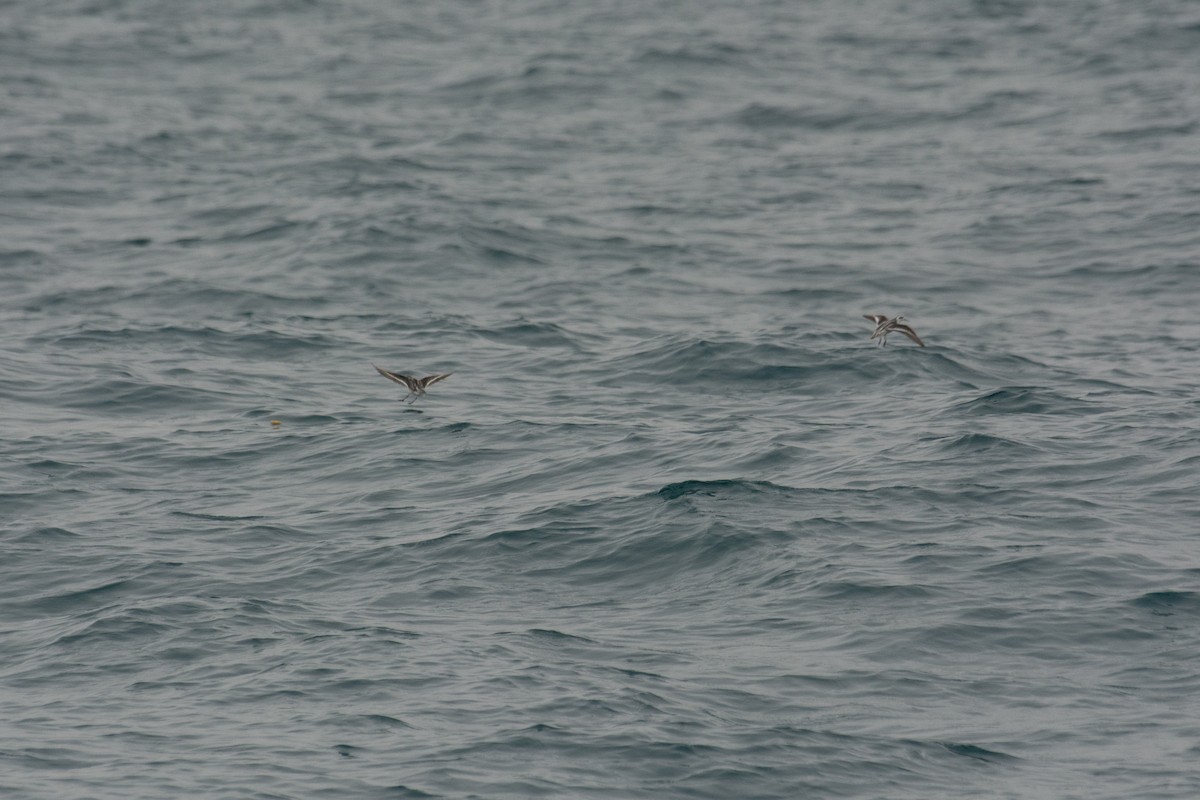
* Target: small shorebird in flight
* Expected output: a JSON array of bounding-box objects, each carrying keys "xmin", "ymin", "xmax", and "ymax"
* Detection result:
[
  {"xmin": 863, "ymin": 315, "xmax": 925, "ymax": 347},
  {"xmin": 373, "ymin": 364, "xmax": 453, "ymax": 403}
]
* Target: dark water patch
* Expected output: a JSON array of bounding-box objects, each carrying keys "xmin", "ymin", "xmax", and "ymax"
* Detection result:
[
  {"xmin": 129, "ymin": 280, "xmax": 325, "ymax": 315},
  {"xmin": 471, "ymin": 319, "xmax": 587, "ymax": 350},
  {"xmin": 333, "ymin": 743, "xmax": 362, "ymax": 759},
  {"xmin": 656, "ymin": 478, "xmax": 793, "ymax": 501},
  {"xmin": 988, "ymin": 174, "xmax": 1106, "ymax": 199},
  {"xmin": 279, "ymin": 154, "xmax": 429, "ymax": 197},
  {"xmin": 2, "ymin": 746, "xmax": 95, "ymax": 771},
  {"xmin": 1095, "ymin": 121, "xmax": 1196, "ymax": 141},
  {"xmin": 434, "ymin": 67, "xmax": 614, "ymax": 112},
  {"xmin": 407, "ymin": 484, "xmax": 805, "ymax": 592},
  {"xmin": 731, "ymin": 93, "xmax": 1018, "ymax": 135},
  {"xmin": 0, "ymin": 185, "xmax": 120, "ymax": 209},
  {"xmin": 633, "ymin": 43, "xmax": 750, "ymax": 68},
  {"xmin": 341, "ymin": 713, "xmax": 414, "ymax": 731},
  {"xmin": 24, "ymin": 578, "xmax": 140, "ymax": 615},
  {"xmin": 757, "ymin": 190, "xmax": 835, "ymax": 207},
  {"xmin": 1130, "ymin": 591, "xmax": 1200, "ymax": 616},
  {"xmin": 812, "ymin": 579, "xmax": 940, "ymax": 602},
  {"xmin": 170, "ymin": 510, "xmax": 269, "ymax": 523},
  {"xmin": 732, "ymin": 102, "xmax": 856, "ymax": 130},
  {"xmin": 913, "ymin": 350, "xmax": 1036, "ymax": 387},
  {"xmin": 928, "ymin": 432, "xmax": 1044, "ymax": 456},
  {"xmin": 938, "ymin": 741, "xmax": 1016, "ymax": 763},
  {"xmin": 48, "ymin": 321, "xmax": 341, "ymax": 359},
  {"xmin": 457, "ymin": 232, "xmax": 545, "ymax": 266},
  {"xmin": 0, "ymin": 487, "xmax": 91, "ymax": 522},
  {"xmin": 522, "ymin": 628, "xmax": 599, "ymax": 645},
  {"xmin": 377, "ymin": 785, "xmax": 440, "ymax": 799},
  {"xmin": 974, "ymin": 552, "xmax": 1167, "ymax": 600},
  {"xmin": 238, "ymin": 412, "xmax": 351, "ymax": 430},
  {"xmin": 53, "ymin": 613, "xmax": 175, "ymax": 651},
  {"xmin": 0, "ymin": 248, "xmax": 55, "ymax": 279},
  {"xmin": 479, "ymin": 524, "xmax": 604, "ymax": 554},
  {"xmin": 603, "ymin": 336, "xmax": 885, "ymax": 391},
  {"xmin": 953, "ymin": 386, "xmax": 1104, "ymax": 416},
  {"xmin": 229, "ymin": 219, "xmax": 310, "ymax": 243},
  {"xmin": 341, "ymin": 624, "xmax": 421, "ymax": 642},
  {"xmin": 7, "ymin": 526, "xmax": 84, "ymax": 544},
  {"xmin": 874, "ymin": 621, "xmax": 1039, "ymax": 660},
  {"xmin": 52, "ymin": 377, "xmax": 234, "ymax": 415},
  {"xmin": 187, "ymin": 203, "xmax": 284, "ymax": 227},
  {"xmin": 540, "ymin": 521, "xmax": 779, "ymax": 590}
]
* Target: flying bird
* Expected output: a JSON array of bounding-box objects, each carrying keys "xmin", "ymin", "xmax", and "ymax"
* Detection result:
[
  {"xmin": 863, "ymin": 315, "xmax": 925, "ymax": 347},
  {"xmin": 373, "ymin": 364, "xmax": 453, "ymax": 403}
]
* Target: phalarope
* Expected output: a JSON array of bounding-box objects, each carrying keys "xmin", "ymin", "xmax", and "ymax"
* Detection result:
[
  {"xmin": 863, "ymin": 315, "xmax": 925, "ymax": 347},
  {"xmin": 373, "ymin": 364, "xmax": 453, "ymax": 403}
]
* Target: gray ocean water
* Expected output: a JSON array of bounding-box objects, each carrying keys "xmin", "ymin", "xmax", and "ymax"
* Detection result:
[{"xmin": 3, "ymin": 1, "xmax": 1200, "ymax": 798}]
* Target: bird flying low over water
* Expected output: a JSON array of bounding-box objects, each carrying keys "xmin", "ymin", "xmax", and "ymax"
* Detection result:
[
  {"xmin": 863, "ymin": 315, "xmax": 925, "ymax": 347},
  {"xmin": 373, "ymin": 364, "xmax": 453, "ymax": 403}
]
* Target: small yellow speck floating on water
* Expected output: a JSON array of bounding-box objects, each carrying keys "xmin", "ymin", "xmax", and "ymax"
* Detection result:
[{"xmin": 270, "ymin": 420, "xmax": 281, "ymax": 426}]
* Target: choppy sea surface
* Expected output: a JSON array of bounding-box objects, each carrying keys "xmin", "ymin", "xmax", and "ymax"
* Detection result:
[{"xmin": 3, "ymin": 1, "xmax": 1200, "ymax": 798}]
